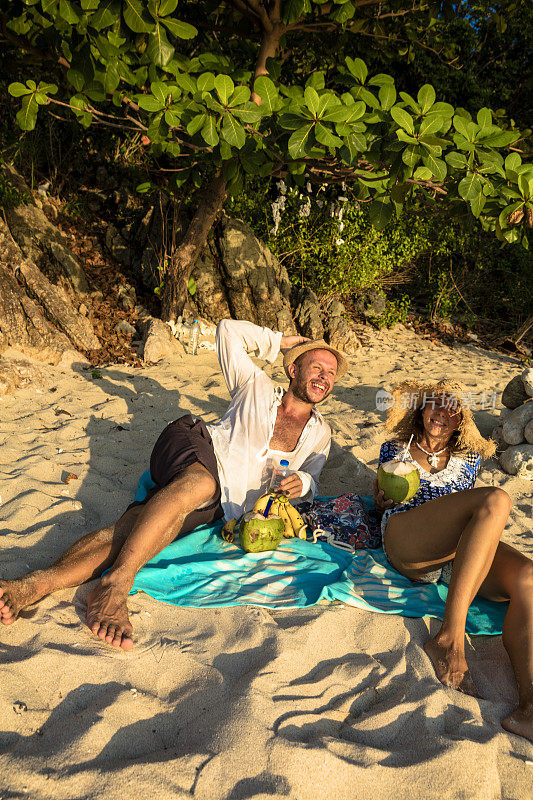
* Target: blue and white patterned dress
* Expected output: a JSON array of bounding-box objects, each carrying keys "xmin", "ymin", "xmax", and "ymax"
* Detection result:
[{"xmin": 378, "ymin": 439, "xmax": 481, "ymax": 538}]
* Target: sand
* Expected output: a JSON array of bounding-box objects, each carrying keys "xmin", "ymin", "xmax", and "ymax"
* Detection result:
[{"xmin": 0, "ymin": 325, "xmax": 532, "ymax": 799}]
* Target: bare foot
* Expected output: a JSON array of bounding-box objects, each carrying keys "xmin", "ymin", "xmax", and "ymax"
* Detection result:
[
  {"xmin": 502, "ymin": 704, "xmax": 533, "ymax": 743},
  {"xmin": 424, "ymin": 637, "xmax": 480, "ymax": 696},
  {"xmin": 0, "ymin": 574, "xmax": 48, "ymax": 625},
  {"xmin": 86, "ymin": 577, "xmax": 134, "ymax": 650}
]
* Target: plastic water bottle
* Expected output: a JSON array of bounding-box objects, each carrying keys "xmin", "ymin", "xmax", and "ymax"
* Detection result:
[
  {"xmin": 188, "ymin": 319, "xmax": 200, "ymax": 355},
  {"xmin": 269, "ymin": 459, "xmax": 291, "ymax": 493}
]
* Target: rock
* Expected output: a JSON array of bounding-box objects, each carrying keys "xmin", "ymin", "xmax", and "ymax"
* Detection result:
[
  {"xmin": 293, "ymin": 287, "xmax": 324, "ymax": 340},
  {"xmin": 499, "ymin": 444, "xmax": 533, "ymax": 478},
  {"xmin": 115, "ymin": 320, "xmax": 137, "ymax": 335},
  {"xmin": 213, "ymin": 215, "xmax": 296, "ymax": 332},
  {"xmin": 49, "ymin": 241, "xmax": 90, "ymax": 294},
  {"xmin": 140, "ymin": 317, "xmax": 185, "ymax": 363},
  {"xmin": 324, "ymin": 299, "xmax": 360, "ymax": 355},
  {"xmin": 522, "ymin": 367, "xmax": 533, "ymax": 396},
  {"xmin": 105, "ymin": 224, "xmax": 130, "ymax": 266},
  {"xmin": 501, "ymin": 374, "xmax": 529, "ymax": 409},
  {"xmin": 363, "ymin": 289, "xmax": 387, "ymax": 319},
  {"xmin": 0, "ymin": 219, "xmax": 99, "ymax": 359},
  {"xmin": 525, "ymin": 419, "xmax": 533, "ymax": 444},
  {"xmin": 502, "ymin": 401, "xmax": 533, "ymax": 445}
]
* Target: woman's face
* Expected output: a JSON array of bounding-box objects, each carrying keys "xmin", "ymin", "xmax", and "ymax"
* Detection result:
[{"xmin": 421, "ymin": 395, "xmax": 462, "ymax": 441}]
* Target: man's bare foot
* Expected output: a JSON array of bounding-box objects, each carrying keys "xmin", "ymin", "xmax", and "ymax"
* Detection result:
[
  {"xmin": 502, "ymin": 704, "xmax": 533, "ymax": 743},
  {"xmin": 424, "ymin": 636, "xmax": 480, "ymax": 696},
  {"xmin": 86, "ymin": 577, "xmax": 134, "ymax": 650},
  {"xmin": 0, "ymin": 574, "xmax": 48, "ymax": 625}
]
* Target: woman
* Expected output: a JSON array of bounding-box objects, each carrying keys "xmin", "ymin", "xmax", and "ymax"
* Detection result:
[{"xmin": 373, "ymin": 379, "xmax": 533, "ymax": 742}]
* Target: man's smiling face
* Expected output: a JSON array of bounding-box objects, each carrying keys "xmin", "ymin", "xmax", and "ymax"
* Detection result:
[{"xmin": 288, "ymin": 349, "xmax": 338, "ymax": 404}]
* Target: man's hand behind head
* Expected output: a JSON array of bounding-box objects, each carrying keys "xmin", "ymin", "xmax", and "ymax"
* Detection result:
[{"xmin": 280, "ymin": 335, "xmax": 310, "ymax": 354}]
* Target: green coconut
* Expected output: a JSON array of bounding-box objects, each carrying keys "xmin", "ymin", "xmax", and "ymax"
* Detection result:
[
  {"xmin": 238, "ymin": 512, "xmax": 285, "ymax": 553},
  {"xmin": 377, "ymin": 460, "xmax": 420, "ymax": 503}
]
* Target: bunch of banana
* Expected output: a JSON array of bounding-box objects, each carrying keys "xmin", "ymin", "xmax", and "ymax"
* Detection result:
[
  {"xmin": 252, "ymin": 492, "xmax": 308, "ymax": 540},
  {"xmin": 221, "ymin": 517, "xmax": 238, "ymax": 543}
]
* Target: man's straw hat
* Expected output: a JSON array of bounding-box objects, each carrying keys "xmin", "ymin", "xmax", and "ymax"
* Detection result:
[{"xmin": 283, "ymin": 339, "xmax": 348, "ymax": 379}]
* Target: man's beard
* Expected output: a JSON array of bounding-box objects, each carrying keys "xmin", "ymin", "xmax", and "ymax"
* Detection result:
[{"xmin": 290, "ymin": 376, "xmax": 329, "ymax": 405}]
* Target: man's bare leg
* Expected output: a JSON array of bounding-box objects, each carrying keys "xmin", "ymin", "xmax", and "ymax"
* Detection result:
[
  {"xmin": 0, "ymin": 462, "xmax": 217, "ymax": 649},
  {"xmin": 0, "ymin": 506, "xmax": 139, "ymax": 625}
]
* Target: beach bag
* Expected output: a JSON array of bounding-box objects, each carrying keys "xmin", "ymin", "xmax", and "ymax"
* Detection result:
[{"xmin": 298, "ymin": 493, "xmax": 381, "ymax": 553}]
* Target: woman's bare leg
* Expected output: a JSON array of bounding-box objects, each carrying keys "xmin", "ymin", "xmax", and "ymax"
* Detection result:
[
  {"xmin": 384, "ymin": 486, "xmax": 511, "ymax": 693},
  {"xmin": 478, "ymin": 542, "xmax": 533, "ymax": 742}
]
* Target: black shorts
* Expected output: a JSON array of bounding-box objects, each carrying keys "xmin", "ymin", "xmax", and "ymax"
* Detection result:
[{"xmin": 127, "ymin": 414, "xmax": 224, "ymax": 533}]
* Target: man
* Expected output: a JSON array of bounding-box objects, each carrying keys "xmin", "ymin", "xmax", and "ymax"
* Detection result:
[{"xmin": 0, "ymin": 319, "xmax": 347, "ymax": 649}]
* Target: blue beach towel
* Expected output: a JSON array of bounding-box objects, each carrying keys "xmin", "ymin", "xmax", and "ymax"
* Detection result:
[{"xmin": 131, "ymin": 471, "xmax": 507, "ymax": 635}]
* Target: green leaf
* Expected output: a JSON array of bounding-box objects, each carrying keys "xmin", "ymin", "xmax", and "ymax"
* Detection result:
[
  {"xmin": 146, "ymin": 23, "xmax": 174, "ymax": 67},
  {"xmin": 391, "ymin": 106, "xmax": 415, "ymax": 135},
  {"xmin": 396, "ymin": 128, "xmax": 416, "ymax": 144},
  {"xmin": 469, "ymin": 191, "xmax": 486, "ymax": 218},
  {"xmin": 103, "ymin": 59, "xmax": 120, "ymax": 93},
  {"xmin": 306, "ymin": 71, "xmax": 325, "ymax": 91},
  {"xmin": 345, "ymin": 57, "xmax": 367, "ymax": 84},
  {"xmin": 288, "ymin": 123, "xmax": 314, "ymax": 159},
  {"xmin": 453, "ymin": 115, "xmax": 475, "ymax": 141},
  {"xmin": 197, "ymin": 72, "xmax": 215, "ymax": 92},
  {"xmin": 137, "ymin": 94, "xmax": 165, "ymax": 111},
  {"xmin": 418, "ymin": 115, "xmax": 444, "ymax": 137},
  {"xmin": 314, "ymin": 122, "xmax": 342, "ymax": 149},
  {"xmin": 402, "ymin": 145, "xmax": 420, "ymax": 167},
  {"xmin": 123, "ymin": 0, "xmax": 154, "ymax": 33},
  {"xmin": 231, "ymin": 102, "xmax": 262, "ymax": 124},
  {"xmin": 476, "ymin": 107, "xmax": 492, "ymax": 130},
  {"xmin": 59, "ymin": 0, "xmax": 80, "ymax": 23},
  {"xmin": 417, "ymin": 84, "xmax": 435, "ymax": 114},
  {"xmin": 369, "ymin": 200, "xmax": 393, "ymax": 230},
  {"xmin": 201, "ymin": 115, "xmax": 219, "ymax": 146},
  {"xmin": 228, "ymin": 85, "xmax": 251, "ymax": 107},
  {"xmin": 413, "ymin": 166, "xmax": 433, "ymax": 180},
  {"xmin": 341, "ymin": 132, "xmax": 366, "ymax": 163},
  {"xmin": 221, "ymin": 112, "xmax": 245, "ymax": 148},
  {"xmin": 368, "ymin": 73, "xmax": 394, "ymax": 87},
  {"xmin": 16, "ymin": 94, "xmax": 39, "ymax": 131},
  {"xmin": 421, "ymin": 153, "xmax": 447, "ymax": 181},
  {"xmin": 157, "ymin": 0, "xmax": 178, "ymax": 15},
  {"xmin": 481, "ymin": 130, "xmax": 520, "ymax": 147},
  {"xmin": 458, "ymin": 172, "xmax": 482, "ymax": 201},
  {"xmin": 445, "ymin": 151, "xmax": 467, "ymax": 170},
  {"xmin": 186, "ymin": 113, "xmax": 206, "ymax": 136},
  {"xmin": 304, "ymin": 85, "xmax": 320, "ymax": 117},
  {"xmin": 187, "ymin": 276, "xmax": 196, "ymax": 296},
  {"xmin": 254, "ymin": 75, "xmax": 277, "ymax": 114},
  {"xmin": 8, "ymin": 82, "xmax": 31, "ymax": 98},
  {"xmin": 379, "ymin": 83, "xmax": 396, "ymax": 110},
  {"xmin": 429, "ymin": 102, "xmax": 454, "ymax": 117},
  {"xmin": 214, "ymin": 74, "xmax": 234, "ymax": 105},
  {"xmin": 89, "ymin": 0, "xmax": 118, "ymax": 29},
  {"xmin": 399, "ymin": 91, "xmax": 419, "ymax": 114},
  {"xmin": 518, "ymin": 173, "xmax": 533, "ymax": 199},
  {"xmin": 505, "ymin": 152, "xmax": 522, "ymax": 173},
  {"xmin": 161, "ymin": 17, "xmax": 197, "ymax": 39}
]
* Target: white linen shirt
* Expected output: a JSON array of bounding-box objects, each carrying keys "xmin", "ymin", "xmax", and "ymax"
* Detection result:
[{"xmin": 207, "ymin": 319, "xmax": 331, "ymax": 521}]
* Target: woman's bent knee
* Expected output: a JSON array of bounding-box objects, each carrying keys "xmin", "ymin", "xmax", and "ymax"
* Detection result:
[{"xmin": 476, "ymin": 487, "xmax": 512, "ymax": 518}]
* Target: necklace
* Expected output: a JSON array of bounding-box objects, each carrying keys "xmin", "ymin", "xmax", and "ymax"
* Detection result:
[{"xmin": 415, "ymin": 440, "xmax": 448, "ymax": 468}]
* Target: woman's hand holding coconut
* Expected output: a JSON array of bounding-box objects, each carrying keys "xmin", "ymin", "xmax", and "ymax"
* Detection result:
[{"xmin": 375, "ymin": 379, "xmax": 533, "ymax": 743}]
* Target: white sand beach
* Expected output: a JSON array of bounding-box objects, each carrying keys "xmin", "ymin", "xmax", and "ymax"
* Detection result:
[{"xmin": 1, "ymin": 326, "xmax": 532, "ymax": 799}]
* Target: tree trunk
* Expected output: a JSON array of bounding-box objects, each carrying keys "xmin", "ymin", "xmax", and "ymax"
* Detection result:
[{"xmin": 160, "ymin": 171, "xmax": 227, "ymax": 322}]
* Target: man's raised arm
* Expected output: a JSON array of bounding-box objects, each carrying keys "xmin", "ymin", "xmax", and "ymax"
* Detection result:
[{"xmin": 216, "ymin": 319, "xmax": 308, "ymax": 397}]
